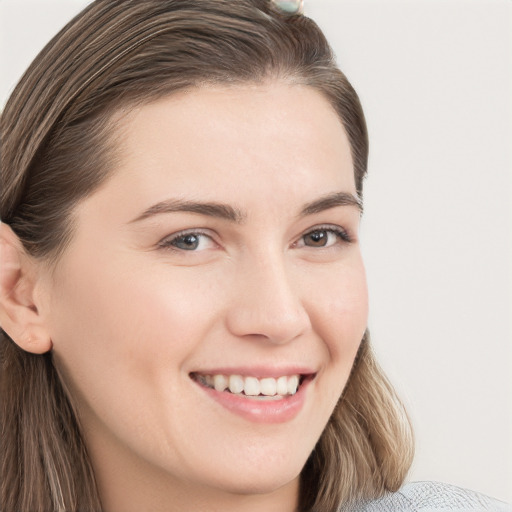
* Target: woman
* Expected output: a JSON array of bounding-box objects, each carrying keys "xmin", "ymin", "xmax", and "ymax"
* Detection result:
[{"xmin": 0, "ymin": 1, "xmax": 509, "ymax": 511}]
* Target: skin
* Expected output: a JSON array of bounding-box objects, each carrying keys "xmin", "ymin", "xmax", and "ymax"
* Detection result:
[{"xmin": 1, "ymin": 83, "xmax": 368, "ymax": 512}]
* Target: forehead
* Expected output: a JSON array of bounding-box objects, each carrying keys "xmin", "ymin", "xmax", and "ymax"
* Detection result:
[{"xmin": 111, "ymin": 82, "xmax": 355, "ymax": 197}]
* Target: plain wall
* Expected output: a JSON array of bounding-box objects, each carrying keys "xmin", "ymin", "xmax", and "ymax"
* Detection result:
[{"xmin": 1, "ymin": 0, "xmax": 511, "ymax": 503}]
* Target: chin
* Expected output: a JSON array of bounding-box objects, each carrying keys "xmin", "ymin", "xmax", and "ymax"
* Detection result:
[
  {"xmin": 216, "ymin": 471, "xmax": 300, "ymax": 496},
  {"xmin": 193, "ymin": 454, "xmax": 304, "ymax": 497}
]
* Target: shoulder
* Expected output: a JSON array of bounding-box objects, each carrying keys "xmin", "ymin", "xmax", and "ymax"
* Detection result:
[{"xmin": 350, "ymin": 481, "xmax": 512, "ymax": 512}]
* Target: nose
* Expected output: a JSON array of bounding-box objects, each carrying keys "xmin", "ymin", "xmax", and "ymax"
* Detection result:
[{"xmin": 225, "ymin": 256, "xmax": 311, "ymax": 345}]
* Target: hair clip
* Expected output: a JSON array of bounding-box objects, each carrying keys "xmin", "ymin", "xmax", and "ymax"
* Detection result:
[{"xmin": 271, "ymin": 0, "xmax": 304, "ymax": 15}]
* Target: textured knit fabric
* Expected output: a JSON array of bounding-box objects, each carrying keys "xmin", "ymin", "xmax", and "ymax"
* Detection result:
[{"xmin": 348, "ymin": 481, "xmax": 512, "ymax": 512}]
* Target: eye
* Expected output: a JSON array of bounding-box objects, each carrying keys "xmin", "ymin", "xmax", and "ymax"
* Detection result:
[
  {"xmin": 296, "ymin": 226, "xmax": 352, "ymax": 249},
  {"xmin": 158, "ymin": 230, "xmax": 216, "ymax": 252}
]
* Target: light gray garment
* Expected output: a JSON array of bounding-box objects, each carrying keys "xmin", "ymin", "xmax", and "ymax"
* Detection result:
[{"xmin": 348, "ymin": 481, "xmax": 512, "ymax": 511}]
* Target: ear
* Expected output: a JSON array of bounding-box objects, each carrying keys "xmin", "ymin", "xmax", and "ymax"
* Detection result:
[{"xmin": 0, "ymin": 222, "xmax": 53, "ymax": 354}]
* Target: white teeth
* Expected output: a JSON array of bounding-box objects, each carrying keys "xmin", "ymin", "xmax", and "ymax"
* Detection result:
[
  {"xmin": 198, "ymin": 373, "xmax": 303, "ymax": 397},
  {"xmin": 287, "ymin": 375, "xmax": 299, "ymax": 395},
  {"xmin": 213, "ymin": 374, "xmax": 228, "ymax": 392},
  {"xmin": 229, "ymin": 375, "xmax": 244, "ymax": 394},
  {"xmin": 259, "ymin": 377, "xmax": 277, "ymax": 396},
  {"xmin": 244, "ymin": 376, "xmax": 260, "ymax": 396},
  {"xmin": 276, "ymin": 376, "xmax": 288, "ymax": 395}
]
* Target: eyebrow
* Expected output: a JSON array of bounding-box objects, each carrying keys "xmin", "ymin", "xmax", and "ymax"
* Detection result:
[
  {"xmin": 129, "ymin": 199, "xmax": 245, "ymax": 224},
  {"xmin": 299, "ymin": 191, "xmax": 363, "ymax": 216},
  {"xmin": 129, "ymin": 191, "xmax": 362, "ymax": 224}
]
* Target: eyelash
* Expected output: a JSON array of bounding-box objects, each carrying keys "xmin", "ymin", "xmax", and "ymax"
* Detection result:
[{"xmin": 158, "ymin": 225, "xmax": 353, "ymax": 252}]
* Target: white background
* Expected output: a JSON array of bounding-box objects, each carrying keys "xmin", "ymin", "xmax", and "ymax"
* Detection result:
[{"xmin": 1, "ymin": 0, "xmax": 511, "ymax": 503}]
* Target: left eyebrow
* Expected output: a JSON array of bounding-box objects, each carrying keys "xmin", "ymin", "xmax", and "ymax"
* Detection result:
[{"xmin": 299, "ymin": 192, "xmax": 363, "ymax": 217}]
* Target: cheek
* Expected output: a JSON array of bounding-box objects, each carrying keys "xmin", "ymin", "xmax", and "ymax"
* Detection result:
[
  {"xmin": 47, "ymin": 252, "xmax": 220, "ymax": 404},
  {"xmin": 308, "ymin": 257, "xmax": 368, "ymax": 347},
  {"xmin": 304, "ymin": 257, "xmax": 368, "ymax": 394}
]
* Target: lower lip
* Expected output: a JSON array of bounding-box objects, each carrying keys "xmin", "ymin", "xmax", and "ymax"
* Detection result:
[{"xmin": 194, "ymin": 378, "xmax": 311, "ymax": 424}]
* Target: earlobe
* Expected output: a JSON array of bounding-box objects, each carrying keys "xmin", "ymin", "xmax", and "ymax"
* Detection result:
[{"xmin": 0, "ymin": 223, "xmax": 53, "ymax": 354}]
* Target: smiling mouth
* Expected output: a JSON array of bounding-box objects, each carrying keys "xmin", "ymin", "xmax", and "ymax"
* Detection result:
[{"xmin": 190, "ymin": 372, "xmax": 312, "ymax": 400}]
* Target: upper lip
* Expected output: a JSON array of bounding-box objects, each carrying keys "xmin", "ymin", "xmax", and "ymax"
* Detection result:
[{"xmin": 190, "ymin": 365, "xmax": 318, "ymax": 379}]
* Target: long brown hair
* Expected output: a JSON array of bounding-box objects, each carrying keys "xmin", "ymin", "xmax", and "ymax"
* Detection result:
[{"xmin": 0, "ymin": 1, "xmax": 414, "ymax": 510}]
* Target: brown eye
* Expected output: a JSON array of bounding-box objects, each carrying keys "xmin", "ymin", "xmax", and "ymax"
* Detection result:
[
  {"xmin": 303, "ymin": 230, "xmax": 329, "ymax": 247},
  {"xmin": 297, "ymin": 227, "xmax": 351, "ymax": 249}
]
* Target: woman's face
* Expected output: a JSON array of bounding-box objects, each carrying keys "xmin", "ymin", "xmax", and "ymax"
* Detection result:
[{"xmin": 43, "ymin": 83, "xmax": 368, "ymax": 507}]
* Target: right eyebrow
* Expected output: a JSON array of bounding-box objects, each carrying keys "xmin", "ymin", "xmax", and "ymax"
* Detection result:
[{"xmin": 128, "ymin": 198, "xmax": 246, "ymax": 224}]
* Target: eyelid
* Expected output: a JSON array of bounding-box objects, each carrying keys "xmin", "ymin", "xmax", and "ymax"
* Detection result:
[{"xmin": 307, "ymin": 223, "xmax": 352, "ymax": 239}]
